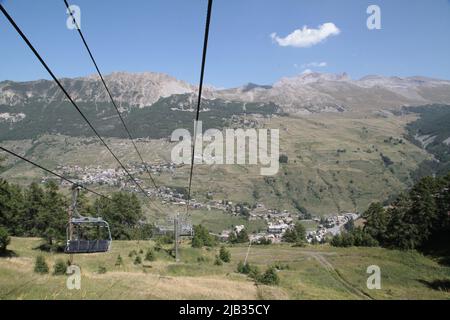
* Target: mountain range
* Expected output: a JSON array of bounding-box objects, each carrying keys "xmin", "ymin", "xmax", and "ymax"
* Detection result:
[{"xmin": 1, "ymin": 71, "xmax": 450, "ymax": 116}]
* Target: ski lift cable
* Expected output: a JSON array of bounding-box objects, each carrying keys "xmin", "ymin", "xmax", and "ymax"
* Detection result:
[
  {"xmin": 185, "ymin": 0, "xmax": 213, "ymax": 217},
  {"xmin": 62, "ymin": 0, "xmax": 159, "ymax": 191},
  {"xmin": 0, "ymin": 4, "xmax": 155, "ymax": 206},
  {"xmin": 0, "ymin": 146, "xmax": 110, "ymax": 200}
]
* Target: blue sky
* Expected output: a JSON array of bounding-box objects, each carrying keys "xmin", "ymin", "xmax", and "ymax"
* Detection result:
[{"xmin": 0, "ymin": 0, "xmax": 449, "ymax": 88}]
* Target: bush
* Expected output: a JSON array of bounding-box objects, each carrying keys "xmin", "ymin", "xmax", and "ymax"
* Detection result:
[
  {"xmin": 257, "ymin": 267, "xmax": 280, "ymax": 286},
  {"xmin": 229, "ymin": 229, "xmax": 249, "ymax": 244},
  {"xmin": 34, "ymin": 255, "xmax": 49, "ymax": 274},
  {"xmin": 98, "ymin": 265, "xmax": 107, "ymax": 274},
  {"xmin": 237, "ymin": 261, "xmax": 245, "ymax": 273},
  {"xmin": 219, "ymin": 246, "xmax": 231, "ymax": 263},
  {"xmin": 134, "ymin": 255, "xmax": 142, "ymax": 265},
  {"xmin": 115, "ymin": 254, "xmax": 123, "ymax": 266},
  {"xmin": 214, "ymin": 255, "xmax": 223, "ymax": 266},
  {"xmin": 237, "ymin": 261, "xmax": 260, "ymax": 279},
  {"xmin": 282, "ymin": 222, "xmax": 306, "ymax": 244},
  {"xmin": 145, "ymin": 249, "xmax": 156, "ymax": 262},
  {"xmin": 157, "ymin": 234, "xmax": 174, "ymax": 245},
  {"xmin": 128, "ymin": 250, "xmax": 137, "ymax": 257},
  {"xmin": 279, "ymin": 154, "xmax": 289, "ymax": 164},
  {"xmin": 53, "ymin": 259, "xmax": 67, "ymax": 275},
  {"xmin": 0, "ymin": 227, "xmax": 10, "ymax": 254},
  {"xmin": 273, "ymin": 262, "xmax": 290, "ymax": 270},
  {"xmin": 192, "ymin": 225, "xmax": 215, "ymax": 248},
  {"xmin": 331, "ymin": 227, "xmax": 379, "ymax": 247}
]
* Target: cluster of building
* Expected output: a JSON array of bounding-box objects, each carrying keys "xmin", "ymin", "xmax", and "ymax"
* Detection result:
[
  {"xmin": 306, "ymin": 213, "xmax": 359, "ymax": 243},
  {"xmin": 53, "ymin": 162, "xmax": 180, "ymax": 187},
  {"xmin": 0, "ymin": 112, "xmax": 26, "ymax": 123},
  {"xmin": 217, "ymin": 202, "xmax": 359, "ymax": 245}
]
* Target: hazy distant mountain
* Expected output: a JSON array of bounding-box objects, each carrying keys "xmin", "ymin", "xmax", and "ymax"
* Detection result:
[
  {"xmin": 212, "ymin": 72, "xmax": 450, "ymax": 114},
  {"xmin": 1, "ymin": 71, "xmax": 450, "ymax": 116}
]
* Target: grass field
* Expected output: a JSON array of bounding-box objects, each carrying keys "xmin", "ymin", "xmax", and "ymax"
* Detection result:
[{"xmin": 0, "ymin": 237, "xmax": 448, "ymax": 300}]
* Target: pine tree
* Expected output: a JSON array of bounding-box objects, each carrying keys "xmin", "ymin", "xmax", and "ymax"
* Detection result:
[
  {"xmin": 192, "ymin": 225, "xmax": 215, "ymax": 248},
  {"xmin": 115, "ymin": 254, "xmax": 123, "ymax": 266},
  {"xmin": 362, "ymin": 202, "xmax": 389, "ymax": 244},
  {"xmin": 53, "ymin": 259, "xmax": 67, "ymax": 275},
  {"xmin": 0, "ymin": 226, "xmax": 10, "ymax": 254},
  {"xmin": 23, "ymin": 182, "xmax": 45, "ymax": 237},
  {"xmin": 408, "ymin": 176, "xmax": 439, "ymax": 243},
  {"xmin": 385, "ymin": 195, "xmax": 419, "ymax": 249},
  {"xmin": 37, "ymin": 181, "xmax": 67, "ymax": 246},
  {"xmin": 282, "ymin": 222, "xmax": 306, "ymax": 244},
  {"xmin": 34, "ymin": 255, "xmax": 49, "ymax": 274},
  {"xmin": 219, "ymin": 246, "xmax": 231, "ymax": 263}
]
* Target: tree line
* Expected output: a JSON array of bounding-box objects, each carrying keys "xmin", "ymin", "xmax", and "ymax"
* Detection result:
[
  {"xmin": 0, "ymin": 178, "xmax": 152, "ymax": 251},
  {"xmin": 332, "ymin": 173, "xmax": 450, "ymax": 255}
]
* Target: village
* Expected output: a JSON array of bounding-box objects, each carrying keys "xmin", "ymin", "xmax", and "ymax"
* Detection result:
[
  {"xmin": 216, "ymin": 202, "xmax": 359, "ymax": 244},
  {"xmin": 44, "ymin": 163, "xmax": 359, "ymax": 244}
]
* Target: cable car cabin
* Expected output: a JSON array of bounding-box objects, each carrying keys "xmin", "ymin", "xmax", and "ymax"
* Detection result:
[{"xmin": 65, "ymin": 216, "xmax": 112, "ymax": 254}]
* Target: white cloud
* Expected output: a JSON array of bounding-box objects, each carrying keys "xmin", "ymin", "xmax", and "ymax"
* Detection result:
[
  {"xmin": 301, "ymin": 69, "xmax": 313, "ymax": 74},
  {"xmin": 296, "ymin": 61, "xmax": 327, "ymax": 69},
  {"xmin": 271, "ymin": 23, "xmax": 340, "ymax": 48},
  {"xmin": 305, "ymin": 61, "xmax": 327, "ymax": 68}
]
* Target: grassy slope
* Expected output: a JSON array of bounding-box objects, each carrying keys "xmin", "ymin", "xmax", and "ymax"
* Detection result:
[
  {"xmin": 0, "ymin": 113, "xmax": 429, "ymax": 217},
  {"xmin": 0, "ymin": 237, "xmax": 448, "ymax": 300}
]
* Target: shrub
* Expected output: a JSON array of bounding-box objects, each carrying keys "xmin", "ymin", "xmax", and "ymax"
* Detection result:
[
  {"xmin": 214, "ymin": 255, "xmax": 223, "ymax": 266},
  {"xmin": 237, "ymin": 261, "xmax": 245, "ymax": 273},
  {"xmin": 134, "ymin": 255, "xmax": 142, "ymax": 265},
  {"xmin": 192, "ymin": 225, "xmax": 215, "ymax": 248},
  {"xmin": 139, "ymin": 249, "xmax": 144, "ymax": 254},
  {"xmin": 53, "ymin": 259, "xmax": 67, "ymax": 275},
  {"xmin": 279, "ymin": 154, "xmax": 288, "ymax": 164},
  {"xmin": 0, "ymin": 227, "xmax": 10, "ymax": 254},
  {"xmin": 219, "ymin": 246, "xmax": 231, "ymax": 263},
  {"xmin": 248, "ymin": 265, "xmax": 261, "ymax": 280},
  {"xmin": 331, "ymin": 227, "xmax": 379, "ymax": 248},
  {"xmin": 157, "ymin": 234, "xmax": 174, "ymax": 245},
  {"xmin": 34, "ymin": 255, "xmax": 49, "ymax": 274},
  {"xmin": 98, "ymin": 265, "xmax": 107, "ymax": 274},
  {"xmin": 145, "ymin": 249, "xmax": 156, "ymax": 262},
  {"xmin": 257, "ymin": 267, "xmax": 280, "ymax": 286},
  {"xmin": 128, "ymin": 250, "xmax": 137, "ymax": 257},
  {"xmin": 229, "ymin": 229, "xmax": 249, "ymax": 244},
  {"xmin": 273, "ymin": 262, "xmax": 290, "ymax": 270},
  {"xmin": 115, "ymin": 254, "xmax": 123, "ymax": 266},
  {"xmin": 282, "ymin": 222, "xmax": 306, "ymax": 244},
  {"xmin": 237, "ymin": 261, "xmax": 260, "ymax": 279}
]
